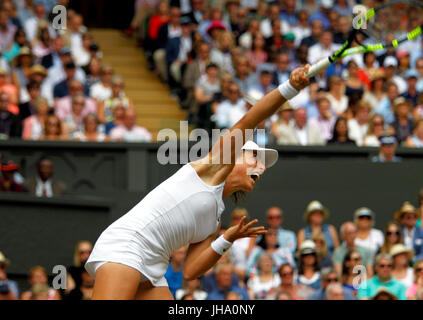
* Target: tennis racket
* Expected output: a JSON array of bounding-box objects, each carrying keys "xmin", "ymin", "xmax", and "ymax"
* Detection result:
[{"xmin": 306, "ymin": 0, "xmax": 423, "ymax": 78}]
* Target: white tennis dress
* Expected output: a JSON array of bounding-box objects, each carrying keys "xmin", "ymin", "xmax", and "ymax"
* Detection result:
[{"xmin": 85, "ymin": 163, "xmax": 226, "ymax": 287}]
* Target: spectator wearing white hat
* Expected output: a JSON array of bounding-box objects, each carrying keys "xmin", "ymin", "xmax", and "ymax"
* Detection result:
[
  {"xmin": 297, "ymin": 201, "xmax": 339, "ymax": 256},
  {"xmin": 296, "ymin": 240, "xmax": 321, "ymax": 290},
  {"xmin": 354, "ymin": 207, "xmax": 384, "ymax": 257},
  {"xmin": 390, "ymin": 244, "xmax": 414, "ymax": 289},
  {"xmin": 382, "ymin": 56, "xmax": 407, "ymax": 94},
  {"xmin": 271, "ymin": 102, "xmax": 294, "ymax": 144}
]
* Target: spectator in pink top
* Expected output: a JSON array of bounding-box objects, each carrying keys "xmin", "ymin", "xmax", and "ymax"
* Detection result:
[
  {"xmin": 406, "ymin": 259, "xmax": 423, "ymax": 300},
  {"xmin": 55, "ymin": 79, "xmax": 97, "ymax": 121},
  {"xmin": 110, "ymin": 109, "xmax": 152, "ymax": 142}
]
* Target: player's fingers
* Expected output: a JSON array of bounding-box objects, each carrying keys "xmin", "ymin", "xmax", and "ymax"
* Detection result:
[
  {"xmin": 244, "ymin": 219, "xmax": 259, "ymax": 229},
  {"xmin": 237, "ymin": 216, "xmax": 246, "ymax": 229}
]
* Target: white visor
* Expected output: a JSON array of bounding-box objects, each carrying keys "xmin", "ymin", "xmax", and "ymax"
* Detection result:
[{"xmin": 241, "ymin": 140, "xmax": 278, "ymax": 169}]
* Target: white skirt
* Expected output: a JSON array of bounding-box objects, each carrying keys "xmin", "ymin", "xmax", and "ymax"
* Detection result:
[{"xmin": 85, "ymin": 225, "xmax": 169, "ymax": 287}]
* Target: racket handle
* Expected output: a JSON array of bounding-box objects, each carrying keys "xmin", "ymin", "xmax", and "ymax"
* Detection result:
[{"xmin": 306, "ymin": 57, "xmax": 332, "ymax": 78}]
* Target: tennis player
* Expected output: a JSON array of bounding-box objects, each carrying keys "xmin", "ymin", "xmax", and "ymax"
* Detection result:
[{"xmin": 85, "ymin": 65, "xmax": 311, "ymax": 300}]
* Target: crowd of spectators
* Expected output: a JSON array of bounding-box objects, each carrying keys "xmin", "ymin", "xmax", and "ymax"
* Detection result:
[
  {"xmin": 128, "ymin": 0, "xmax": 423, "ymax": 149},
  {"xmin": 1, "ymin": 191, "xmax": 423, "ymax": 300},
  {"xmin": 0, "ymin": 0, "xmax": 153, "ymax": 143}
]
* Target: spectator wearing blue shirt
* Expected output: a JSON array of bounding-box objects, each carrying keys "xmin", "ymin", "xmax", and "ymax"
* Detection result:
[
  {"xmin": 206, "ymin": 263, "xmax": 250, "ymax": 300},
  {"xmin": 394, "ymin": 202, "xmax": 423, "ymax": 261},
  {"xmin": 265, "ymin": 206, "xmax": 296, "ymax": 255},
  {"xmin": 357, "ymin": 254, "xmax": 407, "ymax": 300},
  {"xmin": 164, "ymin": 245, "xmax": 187, "ymax": 298},
  {"xmin": 0, "ymin": 251, "xmax": 19, "ymax": 300},
  {"xmin": 309, "ymin": 0, "xmax": 332, "ymax": 30},
  {"xmin": 374, "ymin": 81, "xmax": 399, "ymax": 125},
  {"xmin": 372, "ymin": 135, "xmax": 402, "ymax": 163}
]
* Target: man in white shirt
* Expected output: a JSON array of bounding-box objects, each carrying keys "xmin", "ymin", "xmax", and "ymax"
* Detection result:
[
  {"xmin": 348, "ymin": 102, "xmax": 370, "ymax": 146},
  {"xmin": 213, "ymin": 83, "xmax": 246, "ymax": 129},
  {"xmin": 277, "ymin": 107, "xmax": 324, "ymax": 146},
  {"xmin": 308, "ymin": 30, "xmax": 341, "ymax": 65},
  {"xmin": 259, "ymin": 4, "xmax": 289, "ymax": 38},
  {"xmin": 110, "ymin": 109, "xmax": 152, "ymax": 142}
]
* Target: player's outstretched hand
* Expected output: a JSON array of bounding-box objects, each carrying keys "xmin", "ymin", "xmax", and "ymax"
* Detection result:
[
  {"xmin": 289, "ymin": 64, "xmax": 311, "ymax": 91},
  {"xmin": 224, "ymin": 216, "xmax": 267, "ymax": 243}
]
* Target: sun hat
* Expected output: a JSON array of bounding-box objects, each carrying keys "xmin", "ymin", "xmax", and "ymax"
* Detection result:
[
  {"xmin": 383, "ymin": 56, "xmax": 398, "ymax": 68},
  {"xmin": 0, "ymin": 251, "xmax": 10, "ymax": 266},
  {"xmin": 241, "ymin": 140, "xmax": 278, "ymax": 169},
  {"xmin": 304, "ymin": 200, "xmax": 330, "ymax": 222},
  {"xmin": 298, "ymin": 240, "xmax": 317, "ymax": 256},
  {"xmin": 280, "ymin": 101, "xmax": 293, "ymax": 112},
  {"xmin": 389, "ymin": 244, "xmax": 414, "ymax": 261},
  {"xmin": 354, "ymin": 207, "xmax": 374, "ymax": 220},
  {"xmin": 394, "ymin": 201, "xmax": 417, "ymax": 222},
  {"xmin": 244, "ymin": 89, "xmax": 264, "ymax": 106},
  {"xmin": 28, "ymin": 65, "xmax": 48, "ymax": 78}
]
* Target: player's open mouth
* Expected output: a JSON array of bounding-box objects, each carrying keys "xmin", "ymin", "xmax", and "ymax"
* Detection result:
[{"xmin": 250, "ymin": 174, "xmax": 260, "ymax": 182}]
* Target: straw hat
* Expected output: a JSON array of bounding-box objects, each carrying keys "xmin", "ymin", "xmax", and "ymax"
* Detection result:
[
  {"xmin": 296, "ymin": 240, "xmax": 317, "ymax": 259},
  {"xmin": 280, "ymin": 101, "xmax": 293, "ymax": 112},
  {"xmin": 13, "ymin": 46, "xmax": 35, "ymax": 66},
  {"xmin": 0, "ymin": 251, "xmax": 10, "ymax": 267},
  {"xmin": 389, "ymin": 244, "xmax": 414, "ymax": 261},
  {"xmin": 394, "ymin": 201, "xmax": 417, "ymax": 222},
  {"xmin": 304, "ymin": 200, "xmax": 330, "ymax": 222},
  {"xmin": 369, "ymin": 68, "xmax": 386, "ymax": 82},
  {"xmin": 28, "ymin": 65, "xmax": 48, "ymax": 78},
  {"xmin": 393, "ymin": 97, "xmax": 412, "ymax": 114}
]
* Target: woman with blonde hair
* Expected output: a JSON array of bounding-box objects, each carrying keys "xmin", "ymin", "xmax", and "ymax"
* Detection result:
[
  {"xmin": 363, "ymin": 114, "xmax": 386, "ymax": 147},
  {"xmin": 210, "ymin": 31, "xmax": 235, "ymax": 75},
  {"xmin": 22, "ymin": 97, "xmax": 49, "ymax": 140},
  {"xmin": 41, "ymin": 114, "xmax": 68, "ymax": 141},
  {"xmin": 326, "ymin": 75, "xmax": 348, "ymax": 117},
  {"xmin": 66, "ymin": 240, "xmax": 93, "ymax": 294},
  {"xmin": 311, "ymin": 232, "xmax": 333, "ymax": 268},
  {"xmin": 378, "ymin": 221, "xmax": 403, "ymax": 255}
]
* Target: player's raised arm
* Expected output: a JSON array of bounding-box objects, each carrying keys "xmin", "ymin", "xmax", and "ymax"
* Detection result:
[{"xmin": 194, "ymin": 65, "xmax": 311, "ymax": 185}]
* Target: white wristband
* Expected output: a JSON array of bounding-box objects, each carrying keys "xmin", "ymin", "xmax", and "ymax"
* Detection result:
[
  {"xmin": 277, "ymin": 80, "xmax": 299, "ymax": 100},
  {"xmin": 211, "ymin": 235, "xmax": 233, "ymax": 255}
]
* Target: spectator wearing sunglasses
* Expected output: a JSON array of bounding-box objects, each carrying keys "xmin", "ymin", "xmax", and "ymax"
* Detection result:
[
  {"xmin": 378, "ymin": 222, "xmax": 403, "ymax": 255},
  {"xmin": 65, "ymin": 240, "xmax": 92, "ymax": 295},
  {"xmin": 341, "ymin": 250, "xmax": 364, "ymax": 297},
  {"xmin": 333, "ymin": 222, "xmax": 373, "ymax": 278},
  {"xmin": 394, "ymin": 202, "xmax": 423, "ymax": 262},
  {"xmin": 406, "ymin": 259, "xmax": 423, "ymax": 299},
  {"xmin": 264, "ymin": 206, "xmax": 296, "ymax": 255},
  {"xmin": 309, "ymin": 267, "xmax": 355, "ymax": 300},
  {"xmin": 357, "ymin": 254, "xmax": 407, "ymax": 300},
  {"xmin": 277, "ymin": 263, "xmax": 314, "ymax": 300},
  {"xmin": 353, "ymin": 207, "xmax": 384, "ymax": 257}
]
